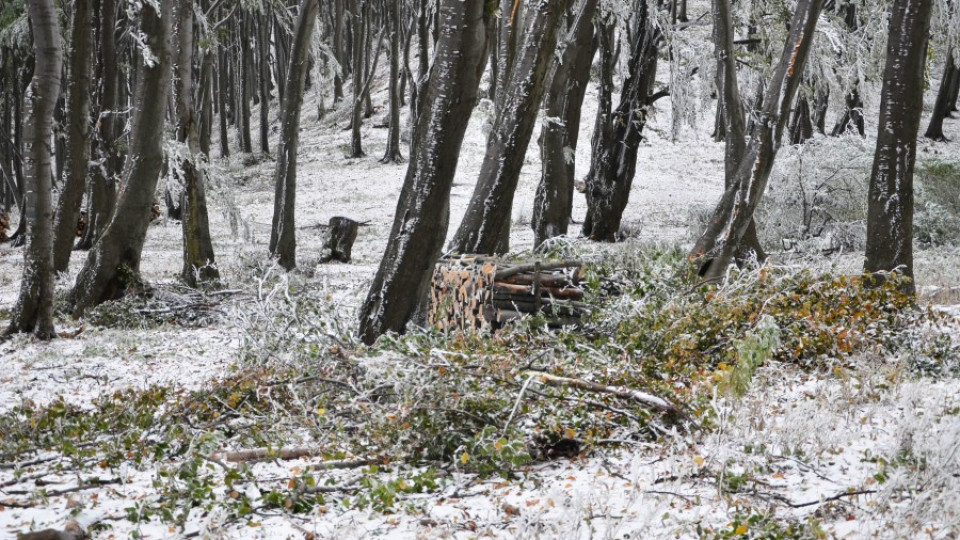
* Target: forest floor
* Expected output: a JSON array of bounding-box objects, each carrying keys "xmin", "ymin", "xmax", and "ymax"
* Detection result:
[{"xmin": 2, "ymin": 58, "xmax": 960, "ymax": 540}]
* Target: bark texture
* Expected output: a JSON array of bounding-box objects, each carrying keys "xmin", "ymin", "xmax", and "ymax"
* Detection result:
[
  {"xmin": 269, "ymin": 0, "xmax": 320, "ymax": 271},
  {"xmin": 924, "ymin": 52, "xmax": 958, "ymax": 141},
  {"xmin": 358, "ymin": 0, "xmax": 489, "ymax": 345},
  {"xmin": 864, "ymin": 0, "xmax": 934, "ymax": 293},
  {"xmin": 6, "ymin": 0, "xmax": 63, "ymax": 338},
  {"xmin": 692, "ymin": 0, "xmax": 825, "ymax": 280},
  {"xmin": 52, "ymin": 0, "xmax": 93, "ymax": 273},
  {"xmin": 71, "ymin": 1, "xmax": 173, "ymax": 315},
  {"xmin": 531, "ymin": 0, "xmax": 598, "ymax": 247},
  {"xmin": 450, "ymin": 0, "xmax": 565, "ymax": 254}
]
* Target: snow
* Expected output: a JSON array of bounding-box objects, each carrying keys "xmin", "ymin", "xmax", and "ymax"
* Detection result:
[{"xmin": 2, "ymin": 6, "xmax": 960, "ymax": 538}]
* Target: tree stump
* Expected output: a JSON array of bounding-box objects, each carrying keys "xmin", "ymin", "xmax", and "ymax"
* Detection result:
[{"xmin": 319, "ymin": 216, "xmax": 359, "ymax": 263}]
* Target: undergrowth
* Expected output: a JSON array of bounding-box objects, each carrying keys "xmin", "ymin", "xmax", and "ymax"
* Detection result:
[{"xmin": 1, "ymin": 247, "xmax": 956, "ymax": 534}]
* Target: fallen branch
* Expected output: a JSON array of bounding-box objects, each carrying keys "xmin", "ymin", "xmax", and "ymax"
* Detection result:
[
  {"xmin": 524, "ymin": 371, "xmax": 681, "ymax": 415},
  {"xmin": 494, "ymin": 260, "xmax": 582, "ymax": 280}
]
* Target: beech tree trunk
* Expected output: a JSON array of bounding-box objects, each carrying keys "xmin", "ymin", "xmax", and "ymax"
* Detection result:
[
  {"xmin": 6, "ymin": 0, "xmax": 63, "ymax": 339},
  {"xmin": 177, "ymin": 0, "xmax": 219, "ymax": 287},
  {"xmin": 532, "ymin": 0, "xmax": 598, "ymax": 247},
  {"xmin": 349, "ymin": 0, "xmax": 365, "ymax": 158},
  {"xmin": 381, "ymin": 0, "xmax": 404, "ymax": 164},
  {"xmin": 450, "ymin": 0, "xmax": 565, "ymax": 254},
  {"xmin": 831, "ymin": 2, "xmax": 865, "ymax": 137},
  {"xmin": 71, "ymin": 1, "xmax": 173, "ymax": 315},
  {"xmin": 358, "ymin": 0, "xmax": 489, "ymax": 345},
  {"xmin": 692, "ymin": 0, "xmax": 825, "ymax": 281},
  {"xmin": 52, "ymin": 0, "xmax": 93, "ymax": 273},
  {"xmin": 582, "ymin": 2, "xmax": 660, "ymax": 242},
  {"xmin": 864, "ymin": 0, "xmax": 934, "ymax": 294},
  {"xmin": 924, "ymin": 52, "xmax": 957, "ymax": 141},
  {"xmin": 269, "ymin": 0, "xmax": 320, "ymax": 271}
]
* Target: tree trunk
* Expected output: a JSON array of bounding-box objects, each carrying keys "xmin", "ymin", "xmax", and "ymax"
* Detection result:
[
  {"xmin": 924, "ymin": 52, "xmax": 957, "ymax": 141},
  {"xmin": 237, "ymin": 14, "xmax": 253, "ymax": 153},
  {"xmin": 450, "ymin": 0, "xmax": 565, "ymax": 254},
  {"xmin": 177, "ymin": 0, "xmax": 219, "ymax": 287},
  {"xmin": 6, "ymin": 0, "xmax": 63, "ymax": 339},
  {"xmin": 381, "ymin": 0, "xmax": 404, "ymax": 164},
  {"xmin": 831, "ymin": 2, "xmax": 865, "ymax": 137},
  {"xmin": 789, "ymin": 93, "xmax": 814, "ymax": 145},
  {"xmin": 692, "ymin": 0, "xmax": 825, "ymax": 281},
  {"xmin": 349, "ymin": 0, "xmax": 365, "ymax": 158},
  {"xmin": 582, "ymin": 3, "xmax": 660, "ymax": 242},
  {"xmin": 532, "ymin": 0, "xmax": 598, "ymax": 247},
  {"xmin": 258, "ymin": 8, "xmax": 271, "ymax": 155},
  {"xmin": 864, "ymin": 0, "xmax": 934, "ymax": 294},
  {"xmin": 78, "ymin": 0, "xmax": 119, "ymax": 250},
  {"xmin": 358, "ymin": 0, "xmax": 489, "ymax": 345},
  {"xmin": 217, "ymin": 43, "xmax": 231, "ymax": 158},
  {"xmin": 71, "ymin": 1, "xmax": 173, "ymax": 315},
  {"xmin": 52, "ymin": 0, "xmax": 93, "ymax": 274},
  {"xmin": 269, "ymin": 0, "xmax": 320, "ymax": 271},
  {"xmin": 333, "ymin": 0, "xmax": 346, "ymax": 103}
]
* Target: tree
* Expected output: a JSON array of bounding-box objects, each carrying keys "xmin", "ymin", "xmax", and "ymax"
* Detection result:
[
  {"xmin": 450, "ymin": 0, "xmax": 565, "ymax": 254},
  {"xmin": 71, "ymin": 1, "xmax": 173, "ymax": 315},
  {"xmin": 581, "ymin": 3, "xmax": 661, "ymax": 242},
  {"xmin": 51, "ymin": 0, "xmax": 93, "ymax": 273},
  {"xmin": 269, "ymin": 0, "xmax": 320, "ymax": 271},
  {"xmin": 5, "ymin": 0, "xmax": 63, "ymax": 338},
  {"xmin": 692, "ymin": 0, "xmax": 825, "ymax": 280},
  {"xmin": 380, "ymin": 0, "xmax": 404, "ymax": 164},
  {"xmin": 924, "ymin": 51, "xmax": 958, "ymax": 141},
  {"xmin": 864, "ymin": 0, "xmax": 934, "ymax": 293},
  {"xmin": 532, "ymin": 0, "xmax": 599, "ymax": 247},
  {"xmin": 358, "ymin": 0, "xmax": 489, "ymax": 345},
  {"xmin": 176, "ymin": 0, "xmax": 219, "ymax": 286}
]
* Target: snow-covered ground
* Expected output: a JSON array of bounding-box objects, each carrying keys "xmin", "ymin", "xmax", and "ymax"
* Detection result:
[{"xmin": 2, "ymin": 20, "xmax": 960, "ymax": 539}]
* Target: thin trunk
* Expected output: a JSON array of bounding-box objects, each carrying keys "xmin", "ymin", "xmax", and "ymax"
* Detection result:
[
  {"xmin": 270, "ymin": 0, "xmax": 321, "ymax": 270},
  {"xmin": 177, "ymin": 0, "xmax": 219, "ymax": 287},
  {"xmin": 532, "ymin": 0, "xmax": 599, "ymax": 247},
  {"xmin": 218, "ymin": 44, "xmax": 231, "ymax": 158},
  {"xmin": 349, "ymin": 0, "xmax": 365, "ymax": 157},
  {"xmin": 450, "ymin": 0, "xmax": 565, "ymax": 254},
  {"xmin": 52, "ymin": 0, "xmax": 93, "ymax": 273},
  {"xmin": 381, "ymin": 0, "xmax": 404, "ymax": 164},
  {"xmin": 358, "ymin": 0, "xmax": 489, "ymax": 344},
  {"xmin": 864, "ymin": 0, "xmax": 934, "ymax": 294},
  {"xmin": 258, "ymin": 8, "xmax": 271, "ymax": 154},
  {"xmin": 71, "ymin": 1, "xmax": 174, "ymax": 315},
  {"xmin": 924, "ymin": 52, "xmax": 956, "ymax": 141},
  {"xmin": 693, "ymin": 0, "xmax": 825, "ymax": 281},
  {"xmin": 6, "ymin": 0, "xmax": 63, "ymax": 339}
]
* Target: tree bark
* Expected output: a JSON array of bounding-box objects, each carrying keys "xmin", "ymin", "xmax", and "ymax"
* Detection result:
[
  {"xmin": 831, "ymin": 2, "xmax": 864, "ymax": 137},
  {"xmin": 864, "ymin": 0, "xmax": 934, "ymax": 294},
  {"xmin": 176, "ymin": 0, "xmax": 219, "ymax": 287},
  {"xmin": 71, "ymin": 1, "xmax": 173, "ymax": 315},
  {"xmin": 51, "ymin": 0, "xmax": 93, "ymax": 273},
  {"xmin": 6, "ymin": 0, "xmax": 63, "ymax": 339},
  {"xmin": 269, "ymin": 0, "xmax": 320, "ymax": 271},
  {"xmin": 258, "ymin": 8, "xmax": 271, "ymax": 155},
  {"xmin": 450, "ymin": 0, "xmax": 565, "ymax": 254},
  {"xmin": 531, "ymin": 0, "xmax": 598, "ymax": 247},
  {"xmin": 582, "ymin": 3, "xmax": 660, "ymax": 242},
  {"xmin": 349, "ymin": 0, "xmax": 365, "ymax": 158},
  {"xmin": 924, "ymin": 52, "xmax": 957, "ymax": 141},
  {"xmin": 381, "ymin": 0, "xmax": 404, "ymax": 164},
  {"xmin": 358, "ymin": 0, "xmax": 489, "ymax": 344},
  {"xmin": 692, "ymin": 0, "xmax": 825, "ymax": 281}
]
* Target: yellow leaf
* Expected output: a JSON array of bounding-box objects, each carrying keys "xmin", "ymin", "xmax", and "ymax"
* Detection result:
[
  {"xmin": 316, "ymin": 408, "xmax": 326, "ymax": 416},
  {"xmin": 494, "ymin": 440, "xmax": 504, "ymax": 452},
  {"xmin": 565, "ymin": 428, "xmax": 576, "ymax": 439},
  {"xmin": 460, "ymin": 451, "xmax": 470, "ymax": 464},
  {"xmin": 693, "ymin": 456, "xmax": 705, "ymax": 467},
  {"xmin": 735, "ymin": 524, "xmax": 749, "ymax": 535}
]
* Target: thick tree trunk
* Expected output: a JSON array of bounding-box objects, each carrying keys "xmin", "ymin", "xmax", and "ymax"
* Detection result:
[
  {"xmin": 71, "ymin": 1, "xmax": 173, "ymax": 315},
  {"xmin": 924, "ymin": 52, "xmax": 957, "ymax": 141},
  {"xmin": 52, "ymin": 0, "xmax": 93, "ymax": 273},
  {"xmin": 532, "ymin": 0, "xmax": 598, "ymax": 247},
  {"xmin": 381, "ymin": 0, "xmax": 404, "ymax": 164},
  {"xmin": 450, "ymin": 0, "xmax": 565, "ymax": 254},
  {"xmin": 6, "ymin": 0, "xmax": 63, "ymax": 339},
  {"xmin": 176, "ymin": 0, "xmax": 219, "ymax": 287},
  {"xmin": 582, "ymin": 3, "xmax": 659, "ymax": 242},
  {"xmin": 864, "ymin": 0, "xmax": 933, "ymax": 294},
  {"xmin": 692, "ymin": 0, "xmax": 825, "ymax": 281},
  {"xmin": 358, "ymin": 0, "xmax": 489, "ymax": 344},
  {"xmin": 269, "ymin": 0, "xmax": 320, "ymax": 271}
]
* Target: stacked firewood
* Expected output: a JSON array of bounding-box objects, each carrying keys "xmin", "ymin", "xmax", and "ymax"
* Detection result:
[{"xmin": 429, "ymin": 256, "xmax": 588, "ymax": 332}]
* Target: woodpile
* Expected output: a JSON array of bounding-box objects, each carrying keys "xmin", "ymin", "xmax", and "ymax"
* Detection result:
[{"xmin": 429, "ymin": 256, "xmax": 588, "ymax": 332}]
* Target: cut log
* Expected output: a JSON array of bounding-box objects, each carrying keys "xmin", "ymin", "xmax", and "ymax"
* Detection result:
[{"xmin": 320, "ymin": 216, "xmax": 359, "ymax": 263}]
